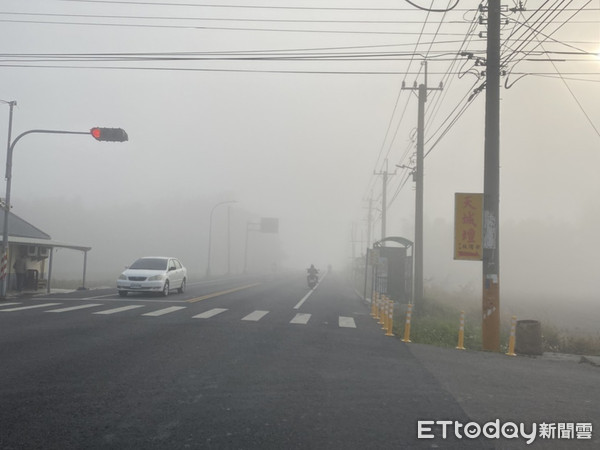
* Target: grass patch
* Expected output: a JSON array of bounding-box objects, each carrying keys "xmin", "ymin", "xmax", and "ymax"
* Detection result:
[{"xmin": 392, "ymin": 294, "xmax": 600, "ymax": 356}]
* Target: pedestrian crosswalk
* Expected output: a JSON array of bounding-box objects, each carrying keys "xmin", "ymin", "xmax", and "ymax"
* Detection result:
[{"xmin": 0, "ymin": 302, "xmax": 360, "ymax": 329}]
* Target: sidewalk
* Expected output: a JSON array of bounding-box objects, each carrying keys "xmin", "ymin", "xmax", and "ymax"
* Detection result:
[
  {"xmin": 407, "ymin": 342, "xmax": 599, "ymax": 448},
  {"xmin": 1, "ymin": 288, "xmax": 76, "ymax": 299}
]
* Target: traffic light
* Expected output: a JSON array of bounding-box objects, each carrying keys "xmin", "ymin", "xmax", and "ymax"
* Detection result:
[{"xmin": 90, "ymin": 127, "xmax": 128, "ymax": 142}]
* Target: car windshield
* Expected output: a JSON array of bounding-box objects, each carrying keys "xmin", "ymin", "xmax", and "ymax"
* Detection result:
[{"xmin": 129, "ymin": 258, "xmax": 168, "ymax": 271}]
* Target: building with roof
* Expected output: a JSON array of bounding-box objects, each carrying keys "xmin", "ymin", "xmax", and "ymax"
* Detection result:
[{"xmin": 0, "ymin": 210, "xmax": 91, "ymax": 295}]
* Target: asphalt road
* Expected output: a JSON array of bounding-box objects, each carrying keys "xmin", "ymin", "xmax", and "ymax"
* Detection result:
[{"xmin": 0, "ymin": 273, "xmax": 597, "ymax": 449}]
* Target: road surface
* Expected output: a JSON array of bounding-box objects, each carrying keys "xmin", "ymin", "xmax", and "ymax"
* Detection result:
[{"xmin": 0, "ymin": 272, "xmax": 597, "ymax": 449}]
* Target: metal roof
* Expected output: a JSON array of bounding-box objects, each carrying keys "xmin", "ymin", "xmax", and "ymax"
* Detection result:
[
  {"xmin": 0, "ymin": 210, "xmax": 91, "ymax": 252},
  {"xmin": 0, "ymin": 210, "xmax": 51, "ymax": 240},
  {"xmin": 9, "ymin": 236, "xmax": 91, "ymax": 252}
]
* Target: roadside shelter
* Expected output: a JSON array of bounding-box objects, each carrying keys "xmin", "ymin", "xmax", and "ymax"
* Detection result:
[{"xmin": 0, "ymin": 210, "xmax": 91, "ymax": 294}]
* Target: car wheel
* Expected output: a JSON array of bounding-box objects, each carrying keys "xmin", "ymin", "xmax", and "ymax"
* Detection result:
[
  {"xmin": 118, "ymin": 290, "xmax": 127, "ymax": 297},
  {"xmin": 178, "ymin": 278, "xmax": 186, "ymax": 294},
  {"xmin": 162, "ymin": 280, "xmax": 169, "ymax": 297}
]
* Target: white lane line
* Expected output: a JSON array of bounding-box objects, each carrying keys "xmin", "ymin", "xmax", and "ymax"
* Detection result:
[
  {"xmin": 290, "ymin": 313, "xmax": 311, "ymax": 325},
  {"xmin": 93, "ymin": 305, "xmax": 145, "ymax": 315},
  {"xmin": 241, "ymin": 310, "xmax": 269, "ymax": 322},
  {"xmin": 293, "ymin": 291, "xmax": 313, "ymax": 310},
  {"xmin": 339, "ymin": 316, "xmax": 357, "ymax": 328},
  {"xmin": 192, "ymin": 308, "xmax": 228, "ymax": 319},
  {"xmin": 0, "ymin": 303, "xmax": 61, "ymax": 312},
  {"xmin": 0, "ymin": 302, "xmax": 21, "ymax": 307},
  {"xmin": 293, "ymin": 271, "xmax": 328, "ymax": 310},
  {"xmin": 46, "ymin": 304, "xmax": 103, "ymax": 313},
  {"xmin": 142, "ymin": 306, "xmax": 187, "ymax": 317}
]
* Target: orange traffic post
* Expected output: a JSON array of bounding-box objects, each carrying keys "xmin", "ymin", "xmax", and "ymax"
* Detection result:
[
  {"xmin": 385, "ymin": 299, "xmax": 395, "ymax": 337},
  {"xmin": 374, "ymin": 292, "xmax": 381, "ymax": 321},
  {"xmin": 381, "ymin": 296, "xmax": 388, "ymax": 330},
  {"xmin": 456, "ymin": 311, "xmax": 466, "ymax": 350},
  {"xmin": 370, "ymin": 291, "xmax": 378, "ymax": 317},
  {"xmin": 377, "ymin": 295, "xmax": 385, "ymax": 325},
  {"xmin": 401, "ymin": 303, "xmax": 413, "ymax": 343},
  {"xmin": 506, "ymin": 315, "xmax": 517, "ymax": 356}
]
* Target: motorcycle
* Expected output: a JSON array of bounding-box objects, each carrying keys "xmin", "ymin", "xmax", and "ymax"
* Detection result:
[{"xmin": 307, "ymin": 273, "xmax": 318, "ymax": 289}]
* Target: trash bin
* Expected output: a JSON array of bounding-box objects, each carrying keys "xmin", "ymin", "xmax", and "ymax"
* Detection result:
[{"xmin": 515, "ymin": 320, "xmax": 543, "ymax": 355}]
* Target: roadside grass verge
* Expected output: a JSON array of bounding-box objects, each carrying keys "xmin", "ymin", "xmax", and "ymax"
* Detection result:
[{"xmin": 393, "ymin": 292, "xmax": 600, "ymax": 356}]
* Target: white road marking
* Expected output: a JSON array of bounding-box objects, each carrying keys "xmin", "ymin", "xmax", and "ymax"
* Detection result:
[
  {"xmin": 142, "ymin": 306, "xmax": 187, "ymax": 317},
  {"xmin": 192, "ymin": 308, "xmax": 228, "ymax": 319},
  {"xmin": 339, "ymin": 316, "xmax": 357, "ymax": 328},
  {"xmin": 0, "ymin": 303, "xmax": 61, "ymax": 312},
  {"xmin": 241, "ymin": 310, "xmax": 269, "ymax": 322},
  {"xmin": 293, "ymin": 291, "xmax": 313, "ymax": 310},
  {"xmin": 0, "ymin": 302, "xmax": 21, "ymax": 307},
  {"xmin": 290, "ymin": 313, "xmax": 311, "ymax": 325},
  {"xmin": 46, "ymin": 304, "xmax": 103, "ymax": 313},
  {"xmin": 93, "ymin": 305, "xmax": 145, "ymax": 315},
  {"xmin": 293, "ymin": 271, "xmax": 328, "ymax": 309}
]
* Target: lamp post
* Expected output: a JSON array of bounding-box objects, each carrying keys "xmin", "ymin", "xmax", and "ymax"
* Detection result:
[
  {"xmin": 0, "ymin": 126, "xmax": 128, "ymax": 298},
  {"xmin": 206, "ymin": 200, "xmax": 236, "ymax": 278}
]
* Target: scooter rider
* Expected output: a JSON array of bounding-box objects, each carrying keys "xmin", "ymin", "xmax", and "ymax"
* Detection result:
[{"xmin": 307, "ymin": 264, "xmax": 319, "ymax": 278}]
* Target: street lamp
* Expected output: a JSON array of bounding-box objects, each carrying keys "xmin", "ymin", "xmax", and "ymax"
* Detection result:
[
  {"xmin": 206, "ymin": 200, "xmax": 236, "ymax": 278},
  {"xmin": 0, "ymin": 126, "xmax": 128, "ymax": 297}
]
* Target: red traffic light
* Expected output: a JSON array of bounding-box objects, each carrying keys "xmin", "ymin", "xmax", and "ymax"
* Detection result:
[{"xmin": 90, "ymin": 127, "xmax": 128, "ymax": 142}]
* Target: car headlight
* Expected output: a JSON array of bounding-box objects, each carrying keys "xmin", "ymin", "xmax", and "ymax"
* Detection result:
[
  {"xmin": 118, "ymin": 274, "xmax": 127, "ymax": 280},
  {"xmin": 148, "ymin": 274, "xmax": 166, "ymax": 281}
]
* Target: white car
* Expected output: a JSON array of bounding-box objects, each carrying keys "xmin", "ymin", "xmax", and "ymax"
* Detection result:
[{"xmin": 117, "ymin": 257, "xmax": 187, "ymax": 297}]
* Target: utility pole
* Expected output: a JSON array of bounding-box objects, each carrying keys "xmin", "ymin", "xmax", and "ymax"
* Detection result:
[
  {"xmin": 365, "ymin": 195, "xmax": 373, "ymax": 249},
  {"xmin": 374, "ymin": 160, "xmax": 396, "ymax": 244},
  {"xmin": 482, "ymin": 0, "xmax": 502, "ymax": 351},
  {"xmin": 0, "ymin": 100, "xmax": 16, "ymax": 298},
  {"xmin": 402, "ymin": 61, "xmax": 442, "ymax": 305}
]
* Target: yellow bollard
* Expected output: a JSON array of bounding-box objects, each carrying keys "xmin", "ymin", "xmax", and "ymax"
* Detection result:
[
  {"xmin": 381, "ymin": 296, "xmax": 388, "ymax": 330},
  {"xmin": 401, "ymin": 303, "xmax": 412, "ymax": 343},
  {"xmin": 456, "ymin": 311, "xmax": 466, "ymax": 350},
  {"xmin": 377, "ymin": 295, "xmax": 385, "ymax": 325},
  {"xmin": 370, "ymin": 292, "xmax": 378, "ymax": 317},
  {"xmin": 373, "ymin": 292, "xmax": 381, "ymax": 320},
  {"xmin": 506, "ymin": 315, "xmax": 517, "ymax": 356},
  {"xmin": 385, "ymin": 299, "xmax": 395, "ymax": 336}
]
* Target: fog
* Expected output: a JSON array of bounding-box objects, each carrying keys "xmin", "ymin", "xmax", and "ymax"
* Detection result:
[{"xmin": 0, "ymin": 1, "xmax": 599, "ymax": 327}]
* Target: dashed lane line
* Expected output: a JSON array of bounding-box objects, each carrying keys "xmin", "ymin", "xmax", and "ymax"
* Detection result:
[
  {"xmin": 93, "ymin": 305, "xmax": 145, "ymax": 315},
  {"xmin": 46, "ymin": 304, "xmax": 103, "ymax": 313},
  {"xmin": 241, "ymin": 310, "xmax": 269, "ymax": 322},
  {"xmin": 192, "ymin": 308, "xmax": 228, "ymax": 319},
  {"xmin": 290, "ymin": 313, "xmax": 311, "ymax": 325},
  {"xmin": 0, "ymin": 303, "xmax": 61, "ymax": 312},
  {"xmin": 338, "ymin": 316, "xmax": 357, "ymax": 328},
  {"xmin": 142, "ymin": 306, "xmax": 187, "ymax": 317}
]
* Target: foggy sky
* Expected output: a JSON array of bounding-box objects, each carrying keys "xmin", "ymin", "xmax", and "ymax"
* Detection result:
[{"xmin": 0, "ymin": 1, "xmax": 599, "ymax": 307}]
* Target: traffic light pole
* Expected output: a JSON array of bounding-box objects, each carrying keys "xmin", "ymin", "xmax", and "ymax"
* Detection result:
[
  {"xmin": 1, "ymin": 128, "xmax": 126, "ymax": 298},
  {"xmin": 0, "ymin": 101, "xmax": 16, "ymax": 298},
  {"xmin": 482, "ymin": 0, "xmax": 502, "ymax": 351}
]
